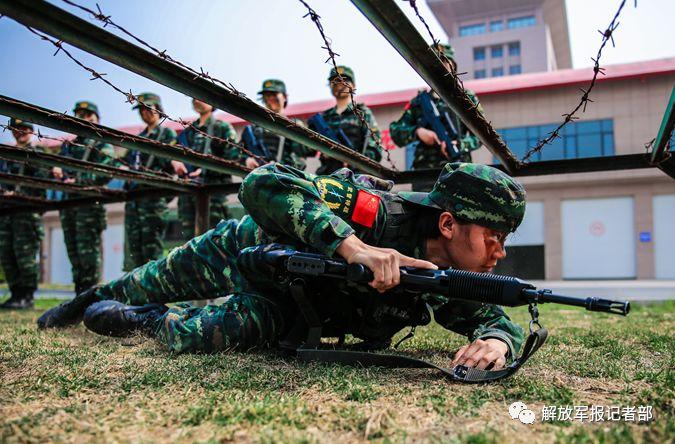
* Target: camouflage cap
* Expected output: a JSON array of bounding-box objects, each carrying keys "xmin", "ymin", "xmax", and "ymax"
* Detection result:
[
  {"xmin": 399, "ymin": 162, "xmax": 526, "ymax": 233},
  {"xmin": 132, "ymin": 92, "xmax": 162, "ymax": 110},
  {"xmin": 436, "ymin": 43, "xmax": 455, "ymax": 60},
  {"xmin": 73, "ymin": 100, "xmax": 100, "ymax": 118},
  {"xmin": 328, "ymin": 65, "xmax": 355, "ymax": 83},
  {"xmin": 258, "ymin": 79, "xmax": 287, "ymax": 95},
  {"xmin": 8, "ymin": 118, "xmax": 33, "ymax": 131}
]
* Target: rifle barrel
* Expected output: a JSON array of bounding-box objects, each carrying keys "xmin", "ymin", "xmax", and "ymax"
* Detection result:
[{"xmin": 522, "ymin": 289, "xmax": 630, "ymax": 316}]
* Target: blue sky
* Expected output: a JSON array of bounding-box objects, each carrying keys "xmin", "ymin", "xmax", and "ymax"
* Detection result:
[{"xmin": 1, "ymin": 0, "xmax": 674, "ymax": 144}]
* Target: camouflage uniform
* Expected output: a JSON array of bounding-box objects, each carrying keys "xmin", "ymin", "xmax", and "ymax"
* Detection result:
[
  {"xmin": 177, "ymin": 113, "xmax": 238, "ymax": 240},
  {"xmin": 58, "ymin": 102, "xmax": 117, "ymax": 294},
  {"xmin": 0, "ymin": 119, "xmax": 45, "ymax": 307},
  {"xmin": 241, "ymin": 80, "xmax": 316, "ymax": 170},
  {"xmin": 123, "ymin": 93, "xmax": 177, "ymax": 270},
  {"xmin": 90, "ymin": 162, "xmax": 525, "ymax": 356},
  {"xmin": 310, "ymin": 67, "xmax": 382, "ymax": 175},
  {"xmin": 389, "ymin": 44, "xmax": 481, "ymax": 191}
]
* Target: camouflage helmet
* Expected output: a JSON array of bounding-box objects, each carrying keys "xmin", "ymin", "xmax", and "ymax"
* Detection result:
[
  {"xmin": 8, "ymin": 118, "xmax": 33, "ymax": 131},
  {"xmin": 328, "ymin": 65, "xmax": 355, "ymax": 83},
  {"xmin": 132, "ymin": 92, "xmax": 162, "ymax": 110},
  {"xmin": 258, "ymin": 79, "xmax": 287, "ymax": 95},
  {"xmin": 399, "ymin": 162, "xmax": 526, "ymax": 233},
  {"xmin": 73, "ymin": 100, "xmax": 100, "ymax": 118}
]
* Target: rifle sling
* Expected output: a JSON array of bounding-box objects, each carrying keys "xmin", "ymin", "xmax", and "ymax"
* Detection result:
[
  {"xmin": 295, "ymin": 327, "xmax": 547, "ymax": 383},
  {"xmin": 284, "ymin": 273, "xmax": 548, "ymax": 383}
]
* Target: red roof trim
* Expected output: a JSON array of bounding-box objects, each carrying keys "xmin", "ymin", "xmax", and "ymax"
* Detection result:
[{"xmin": 117, "ymin": 57, "xmax": 675, "ymax": 133}]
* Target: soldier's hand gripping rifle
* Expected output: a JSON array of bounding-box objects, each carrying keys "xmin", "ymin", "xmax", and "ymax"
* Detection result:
[
  {"xmin": 417, "ymin": 91, "xmax": 463, "ymax": 161},
  {"xmin": 238, "ymin": 245, "xmax": 630, "ymax": 383}
]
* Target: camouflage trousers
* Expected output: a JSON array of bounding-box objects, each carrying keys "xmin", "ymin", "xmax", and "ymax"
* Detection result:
[
  {"xmin": 96, "ymin": 219, "xmax": 290, "ymax": 353},
  {"xmin": 123, "ymin": 198, "xmax": 167, "ymax": 271},
  {"xmin": 60, "ymin": 204, "xmax": 106, "ymax": 293},
  {"xmin": 177, "ymin": 193, "xmax": 229, "ymax": 241},
  {"xmin": 0, "ymin": 213, "xmax": 43, "ymax": 293}
]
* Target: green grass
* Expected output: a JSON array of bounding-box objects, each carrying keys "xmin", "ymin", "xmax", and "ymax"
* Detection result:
[{"xmin": 0, "ymin": 299, "xmax": 672, "ymax": 442}]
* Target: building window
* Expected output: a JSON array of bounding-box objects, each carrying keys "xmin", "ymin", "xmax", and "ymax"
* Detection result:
[
  {"xmin": 492, "ymin": 67, "xmax": 504, "ymax": 77},
  {"xmin": 507, "ymin": 15, "xmax": 536, "ymax": 29},
  {"xmin": 498, "ymin": 119, "xmax": 615, "ymax": 161},
  {"xmin": 474, "ymin": 69, "xmax": 487, "ymax": 79},
  {"xmin": 490, "ymin": 20, "xmax": 504, "ymax": 32},
  {"xmin": 473, "ymin": 47, "xmax": 486, "ymax": 61},
  {"xmin": 508, "ymin": 42, "xmax": 521, "ymax": 56},
  {"xmin": 509, "ymin": 64, "xmax": 522, "ymax": 75},
  {"xmin": 491, "ymin": 45, "xmax": 503, "ymax": 58},
  {"xmin": 459, "ymin": 23, "xmax": 486, "ymax": 37}
]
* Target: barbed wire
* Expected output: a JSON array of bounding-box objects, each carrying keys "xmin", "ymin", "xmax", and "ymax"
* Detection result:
[
  {"xmin": 22, "ymin": 26, "xmax": 265, "ymax": 165},
  {"xmin": 0, "ymin": 96, "xmax": 241, "ymax": 188},
  {"xmin": 522, "ymin": 0, "xmax": 633, "ymax": 162},
  {"xmin": 298, "ymin": 0, "xmax": 398, "ymax": 171},
  {"xmin": 61, "ymin": 0, "xmax": 328, "ymax": 167},
  {"xmin": 406, "ymin": 2, "xmax": 453, "ymax": 74},
  {"xmin": 60, "ymin": 0, "xmax": 245, "ymax": 98},
  {"xmin": 0, "ymin": 122, "xmax": 177, "ymax": 179},
  {"xmin": 402, "ymin": 1, "xmax": 487, "ymax": 135}
]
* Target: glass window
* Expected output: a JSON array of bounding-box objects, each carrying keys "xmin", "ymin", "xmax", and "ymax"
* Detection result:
[
  {"xmin": 565, "ymin": 135, "xmax": 577, "ymax": 158},
  {"xmin": 474, "ymin": 69, "xmax": 487, "ymax": 79},
  {"xmin": 578, "ymin": 134, "xmax": 603, "ymax": 157},
  {"xmin": 507, "ymin": 15, "xmax": 536, "ymax": 29},
  {"xmin": 498, "ymin": 119, "xmax": 614, "ymax": 161},
  {"xmin": 576, "ymin": 120, "xmax": 602, "ymax": 134},
  {"xmin": 603, "ymin": 134, "xmax": 614, "ymax": 155},
  {"xmin": 491, "ymin": 45, "xmax": 503, "ymax": 58},
  {"xmin": 509, "ymin": 65, "xmax": 522, "ymax": 75},
  {"xmin": 473, "ymin": 47, "xmax": 486, "ymax": 61},
  {"xmin": 508, "ymin": 42, "xmax": 521, "ymax": 56},
  {"xmin": 492, "ymin": 67, "xmax": 504, "ymax": 77},
  {"xmin": 508, "ymin": 138, "xmax": 528, "ymax": 159},
  {"xmin": 459, "ymin": 23, "xmax": 486, "ymax": 37},
  {"xmin": 540, "ymin": 137, "xmax": 565, "ymax": 161},
  {"xmin": 490, "ymin": 20, "xmax": 504, "ymax": 32}
]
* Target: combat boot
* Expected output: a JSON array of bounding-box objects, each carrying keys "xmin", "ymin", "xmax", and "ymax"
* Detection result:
[
  {"xmin": 37, "ymin": 286, "xmax": 101, "ymax": 329},
  {"xmin": 83, "ymin": 301, "xmax": 168, "ymax": 337},
  {"xmin": 0, "ymin": 289, "xmax": 34, "ymax": 309}
]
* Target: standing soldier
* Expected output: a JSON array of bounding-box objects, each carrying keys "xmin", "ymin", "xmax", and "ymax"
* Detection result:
[
  {"xmin": 52, "ymin": 101, "xmax": 117, "ymax": 295},
  {"xmin": 123, "ymin": 93, "xmax": 180, "ymax": 270},
  {"xmin": 241, "ymin": 79, "xmax": 315, "ymax": 171},
  {"xmin": 390, "ymin": 44, "xmax": 481, "ymax": 190},
  {"xmin": 308, "ymin": 66, "xmax": 382, "ymax": 175},
  {"xmin": 0, "ymin": 119, "xmax": 45, "ymax": 309},
  {"xmin": 176, "ymin": 98, "xmax": 238, "ymax": 240}
]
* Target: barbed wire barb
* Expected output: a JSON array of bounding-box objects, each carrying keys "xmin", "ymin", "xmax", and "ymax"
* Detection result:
[
  {"xmin": 297, "ymin": 0, "xmax": 398, "ymax": 170},
  {"xmin": 22, "ymin": 25, "xmax": 264, "ymax": 164},
  {"xmin": 522, "ymin": 0, "xmax": 632, "ymax": 162}
]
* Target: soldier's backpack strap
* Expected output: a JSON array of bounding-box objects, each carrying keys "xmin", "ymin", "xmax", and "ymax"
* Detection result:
[
  {"xmin": 202, "ymin": 116, "xmax": 217, "ymax": 156},
  {"xmin": 145, "ymin": 126, "xmax": 166, "ymax": 170},
  {"xmin": 75, "ymin": 138, "xmax": 96, "ymax": 181}
]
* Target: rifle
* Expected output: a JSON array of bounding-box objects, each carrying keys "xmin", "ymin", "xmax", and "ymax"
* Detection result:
[
  {"xmin": 416, "ymin": 91, "xmax": 463, "ymax": 161},
  {"xmin": 241, "ymin": 125, "xmax": 272, "ymax": 162},
  {"xmin": 307, "ymin": 113, "xmax": 354, "ymax": 151},
  {"xmin": 237, "ymin": 245, "xmax": 630, "ymax": 383}
]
